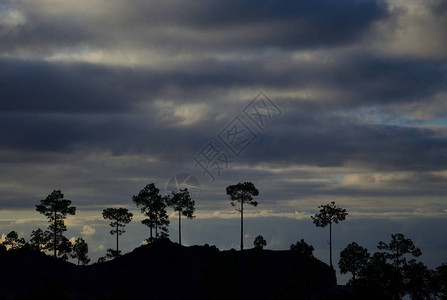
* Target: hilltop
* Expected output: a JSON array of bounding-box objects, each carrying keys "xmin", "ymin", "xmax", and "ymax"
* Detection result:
[{"xmin": 0, "ymin": 239, "xmax": 338, "ymax": 299}]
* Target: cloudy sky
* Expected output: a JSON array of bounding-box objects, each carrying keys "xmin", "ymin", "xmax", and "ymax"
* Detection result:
[{"xmin": 1, "ymin": 0, "xmax": 447, "ymax": 280}]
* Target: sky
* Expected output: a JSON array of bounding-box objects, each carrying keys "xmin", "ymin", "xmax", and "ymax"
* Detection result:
[{"xmin": 1, "ymin": 0, "xmax": 447, "ymax": 282}]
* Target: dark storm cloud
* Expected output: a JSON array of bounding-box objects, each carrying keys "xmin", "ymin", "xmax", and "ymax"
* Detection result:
[
  {"xmin": 246, "ymin": 109, "xmax": 447, "ymax": 172},
  {"xmin": 313, "ymin": 54, "xmax": 447, "ymax": 105},
  {"xmin": 0, "ymin": 54, "xmax": 446, "ymax": 175},
  {"xmin": 2, "ymin": 52, "xmax": 446, "ymax": 115},
  {"xmin": 118, "ymin": 0, "xmax": 387, "ymax": 49},
  {"xmin": 2, "ymin": 98, "xmax": 446, "ymax": 175},
  {"xmin": 3, "ymin": 0, "xmax": 387, "ymax": 53},
  {"xmin": 0, "ymin": 112, "xmax": 206, "ymax": 160},
  {"xmin": 0, "ymin": 58, "xmax": 146, "ymax": 113},
  {"xmin": 146, "ymin": 0, "xmax": 385, "ymax": 29}
]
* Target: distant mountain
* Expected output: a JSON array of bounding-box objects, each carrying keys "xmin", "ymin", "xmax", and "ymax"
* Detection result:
[{"xmin": 0, "ymin": 239, "xmax": 338, "ymax": 299}]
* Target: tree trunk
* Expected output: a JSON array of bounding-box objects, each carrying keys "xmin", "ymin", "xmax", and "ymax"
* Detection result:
[
  {"xmin": 329, "ymin": 221, "xmax": 332, "ymax": 268},
  {"xmin": 241, "ymin": 201, "xmax": 244, "ymax": 251},
  {"xmin": 116, "ymin": 223, "xmax": 119, "ymax": 252},
  {"xmin": 179, "ymin": 211, "xmax": 182, "ymax": 245}
]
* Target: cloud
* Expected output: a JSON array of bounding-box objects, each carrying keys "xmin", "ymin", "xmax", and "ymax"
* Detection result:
[
  {"xmin": 0, "ymin": 6, "xmax": 26, "ymax": 29},
  {"xmin": 81, "ymin": 225, "xmax": 95, "ymax": 236},
  {"xmin": 372, "ymin": 0, "xmax": 447, "ymax": 59},
  {"xmin": 2, "ymin": 0, "xmax": 387, "ymax": 57}
]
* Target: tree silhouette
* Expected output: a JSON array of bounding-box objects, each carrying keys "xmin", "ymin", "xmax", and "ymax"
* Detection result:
[
  {"xmin": 311, "ymin": 201, "xmax": 347, "ymax": 268},
  {"xmin": 1, "ymin": 231, "xmax": 25, "ymax": 250},
  {"xmin": 356, "ymin": 251, "xmax": 403, "ymax": 299},
  {"xmin": 226, "ymin": 182, "xmax": 259, "ymax": 251},
  {"xmin": 403, "ymin": 259, "xmax": 434, "ymax": 299},
  {"xmin": 105, "ymin": 248, "xmax": 121, "ymax": 259},
  {"xmin": 377, "ymin": 233, "xmax": 422, "ymax": 269},
  {"xmin": 97, "ymin": 248, "xmax": 121, "ymax": 262},
  {"xmin": 29, "ymin": 228, "xmax": 50, "ymax": 251},
  {"xmin": 71, "ymin": 237, "xmax": 90, "ymax": 265},
  {"xmin": 36, "ymin": 190, "xmax": 76, "ymax": 258},
  {"xmin": 133, "ymin": 183, "xmax": 169, "ymax": 241},
  {"xmin": 290, "ymin": 239, "xmax": 314, "ymax": 257},
  {"xmin": 339, "ymin": 242, "xmax": 370, "ymax": 282},
  {"xmin": 149, "ymin": 195, "xmax": 170, "ymax": 239},
  {"xmin": 253, "ymin": 235, "xmax": 267, "ymax": 250},
  {"xmin": 102, "ymin": 208, "xmax": 133, "ymax": 255},
  {"xmin": 167, "ymin": 188, "xmax": 195, "ymax": 245},
  {"xmin": 435, "ymin": 263, "xmax": 447, "ymax": 299},
  {"xmin": 57, "ymin": 236, "xmax": 73, "ymax": 261}
]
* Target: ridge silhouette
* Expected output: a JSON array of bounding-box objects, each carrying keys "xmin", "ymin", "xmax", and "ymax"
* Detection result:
[{"xmin": 0, "ymin": 238, "xmax": 335, "ymax": 299}]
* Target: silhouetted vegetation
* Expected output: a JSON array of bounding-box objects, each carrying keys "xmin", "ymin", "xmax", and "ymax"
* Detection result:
[
  {"xmin": 377, "ymin": 233, "xmax": 422, "ymax": 268},
  {"xmin": 57, "ymin": 236, "xmax": 74, "ymax": 261},
  {"xmin": 99, "ymin": 248, "xmax": 122, "ymax": 262},
  {"xmin": 1, "ymin": 185, "xmax": 446, "ymax": 299},
  {"xmin": 339, "ymin": 233, "xmax": 447, "ymax": 299},
  {"xmin": 71, "ymin": 237, "xmax": 90, "ymax": 265},
  {"xmin": 29, "ymin": 228, "xmax": 50, "ymax": 251},
  {"xmin": 1, "ymin": 231, "xmax": 25, "ymax": 250},
  {"xmin": 133, "ymin": 183, "xmax": 170, "ymax": 241},
  {"xmin": 311, "ymin": 201, "xmax": 347, "ymax": 268},
  {"xmin": 435, "ymin": 263, "xmax": 447, "ymax": 298},
  {"xmin": 167, "ymin": 188, "xmax": 195, "ymax": 245},
  {"xmin": 339, "ymin": 242, "xmax": 370, "ymax": 282},
  {"xmin": 102, "ymin": 207, "xmax": 133, "ymax": 257},
  {"xmin": 290, "ymin": 239, "xmax": 315, "ymax": 258},
  {"xmin": 253, "ymin": 235, "xmax": 267, "ymax": 250},
  {"xmin": 35, "ymin": 190, "xmax": 76, "ymax": 258},
  {"xmin": 0, "ymin": 239, "xmax": 337, "ymax": 299},
  {"xmin": 226, "ymin": 181, "xmax": 259, "ymax": 250}
]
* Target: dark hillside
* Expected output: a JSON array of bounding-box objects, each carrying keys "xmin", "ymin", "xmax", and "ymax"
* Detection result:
[{"xmin": 0, "ymin": 240, "xmax": 337, "ymax": 299}]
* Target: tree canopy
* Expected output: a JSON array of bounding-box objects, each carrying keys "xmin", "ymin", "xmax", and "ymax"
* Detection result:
[
  {"xmin": 290, "ymin": 239, "xmax": 314, "ymax": 257},
  {"xmin": 311, "ymin": 201, "xmax": 347, "ymax": 227},
  {"xmin": 226, "ymin": 182, "xmax": 259, "ymax": 209},
  {"xmin": 226, "ymin": 182, "xmax": 259, "ymax": 251},
  {"xmin": 29, "ymin": 228, "xmax": 50, "ymax": 251},
  {"xmin": 339, "ymin": 242, "xmax": 370, "ymax": 282},
  {"xmin": 133, "ymin": 183, "xmax": 169, "ymax": 241},
  {"xmin": 311, "ymin": 201, "xmax": 347, "ymax": 268},
  {"xmin": 71, "ymin": 237, "xmax": 90, "ymax": 265},
  {"xmin": 253, "ymin": 235, "xmax": 267, "ymax": 250},
  {"xmin": 1, "ymin": 231, "xmax": 25, "ymax": 250},
  {"xmin": 36, "ymin": 190, "xmax": 76, "ymax": 258},
  {"xmin": 102, "ymin": 207, "xmax": 133, "ymax": 255},
  {"xmin": 378, "ymin": 233, "xmax": 422, "ymax": 268},
  {"xmin": 167, "ymin": 188, "xmax": 195, "ymax": 245}
]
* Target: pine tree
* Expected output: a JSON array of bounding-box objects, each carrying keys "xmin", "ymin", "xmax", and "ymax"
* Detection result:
[
  {"xmin": 102, "ymin": 207, "xmax": 133, "ymax": 255},
  {"xmin": 36, "ymin": 190, "xmax": 76, "ymax": 258},
  {"xmin": 133, "ymin": 183, "xmax": 169, "ymax": 241},
  {"xmin": 167, "ymin": 188, "xmax": 195, "ymax": 245},
  {"xmin": 71, "ymin": 237, "xmax": 90, "ymax": 265},
  {"xmin": 226, "ymin": 182, "xmax": 259, "ymax": 250},
  {"xmin": 311, "ymin": 201, "xmax": 347, "ymax": 268}
]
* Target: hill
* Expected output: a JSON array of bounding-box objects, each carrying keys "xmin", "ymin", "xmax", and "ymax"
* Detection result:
[{"xmin": 0, "ymin": 239, "xmax": 338, "ymax": 299}]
